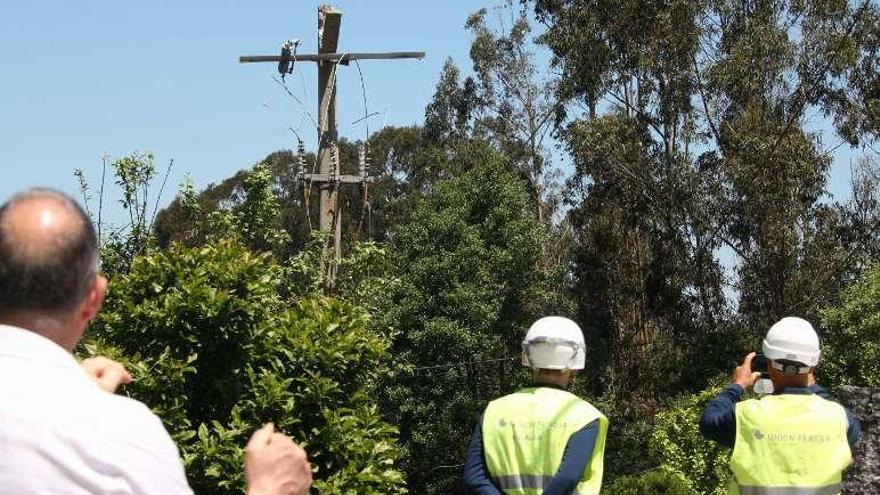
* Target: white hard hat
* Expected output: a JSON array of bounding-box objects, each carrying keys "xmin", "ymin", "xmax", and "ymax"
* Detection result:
[
  {"xmin": 762, "ymin": 316, "xmax": 820, "ymax": 370},
  {"xmin": 521, "ymin": 316, "xmax": 586, "ymax": 370}
]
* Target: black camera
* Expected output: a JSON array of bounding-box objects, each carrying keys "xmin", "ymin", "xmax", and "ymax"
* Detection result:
[{"xmin": 751, "ymin": 352, "xmax": 768, "ymax": 373}]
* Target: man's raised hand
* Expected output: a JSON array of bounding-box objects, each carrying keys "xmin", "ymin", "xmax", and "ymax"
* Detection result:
[
  {"xmin": 732, "ymin": 352, "xmax": 761, "ymax": 391},
  {"xmin": 80, "ymin": 356, "xmax": 133, "ymax": 394},
  {"xmin": 245, "ymin": 423, "xmax": 312, "ymax": 495}
]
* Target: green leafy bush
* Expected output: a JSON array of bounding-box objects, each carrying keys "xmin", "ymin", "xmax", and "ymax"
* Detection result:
[
  {"xmin": 604, "ymin": 469, "xmax": 697, "ymax": 495},
  {"xmin": 587, "ymin": 391, "xmax": 656, "ymax": 484},
  {"xmin": 821, "ymin": 265, "xmax": 880, "ymax": 388},
  {"xmin": 177, "ymin": 164, "xmax": 291, "ymax": 255},
  {"xmin": 83, "ymin": 239, "xmax": 406, "ymax": 494},
  {"xmin": 648, "ymin": 384, "xmax": 732, "ymax": 495}
]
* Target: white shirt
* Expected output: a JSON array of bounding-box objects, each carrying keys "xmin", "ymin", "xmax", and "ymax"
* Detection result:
[{"xmin": 0, "ymin": 325, "xmax": 193, "ymax": 494}]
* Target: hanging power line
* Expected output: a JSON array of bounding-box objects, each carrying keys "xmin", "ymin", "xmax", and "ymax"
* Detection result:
[
  {"xmin": 272, "ymin": 74, "xmax": 319, "ymax": 130},
  {"xmin": 353, "ymin": 59, "xmax": 371, "ymax": 139},
  {"xmin": 239, "ymin": 6, "xmax": 425, "ymax": 289},
  {"xmin": 262, "ymin": 100, "xmax": 303, "ymax": 141},
  {"xmin": 408, "ymin": 356, "xmax": 519, "ymax": 373}
]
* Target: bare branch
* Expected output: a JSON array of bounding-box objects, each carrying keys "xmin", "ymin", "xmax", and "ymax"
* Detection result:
[
  {"xmin": 693, "ymin": 56, "xmax": 721, "ymax": 143},
  {"xmin": 603, "ymin": 91, "xmax": 667, "ymax": 140},
  {"xmin": 98, "ymin": 157, "xmax": 106, "ymax": 245},
  {"xmin": 148, "ymin": 158, "xmax": 175, "ymax": 234}
]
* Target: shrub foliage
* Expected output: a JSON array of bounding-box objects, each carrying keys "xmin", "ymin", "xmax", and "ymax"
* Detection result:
[
  {"xmin": 821, "ymin": 265, "xmax": 880, "ymax": 388},
  {"xmin": 604, "ymin": 469, "xmax": 698, "ymax": 495},
  {"xmin": 83, "ymin": 240, "xmax": 406, "ymax": 494},
  {"xmin": 649, "ymin": 385, "xmax": 732, "ymax": 495}
]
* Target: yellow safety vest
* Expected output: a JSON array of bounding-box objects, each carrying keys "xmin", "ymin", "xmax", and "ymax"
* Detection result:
[
  {"xmin": 729, "ymin": 394, "xmax": 852, "ymax": 495},
  {"xmin": 482, "ymin": 387, "xmax": 608, "ymax": 495}
]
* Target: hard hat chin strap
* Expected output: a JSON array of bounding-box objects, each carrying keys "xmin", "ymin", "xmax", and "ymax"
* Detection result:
[{"xmin": 770, "ymin": 360, "xmax": 810, "ymax": 375}]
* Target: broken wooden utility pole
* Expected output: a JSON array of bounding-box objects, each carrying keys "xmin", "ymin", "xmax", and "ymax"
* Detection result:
[
  {"xmin": 317, "ymin": 5, "xmax": 341, "ymax": 268},
  {"xmin": 239, "ymin": 5, "xmax": 424, "ymax": 289}
]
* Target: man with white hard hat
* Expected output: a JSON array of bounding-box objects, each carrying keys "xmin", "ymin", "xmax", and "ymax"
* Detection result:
[
  {"xmin": 700, "ymin": 316, "xmax": 861, "ymax": 495},
  {"xmin": 463, "ymin": 317, "xmax": 608, "ymax": 495}
]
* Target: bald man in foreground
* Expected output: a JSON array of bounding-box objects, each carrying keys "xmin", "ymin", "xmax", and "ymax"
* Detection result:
[{"xmin": 0, "ymin": 188, "xmax": 311, "ymax": 495}]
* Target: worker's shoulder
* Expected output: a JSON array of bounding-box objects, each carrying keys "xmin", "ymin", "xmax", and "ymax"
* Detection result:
[
  {"xmin": 737, "ymin": 392, "xmax": 848, "ymax": 416},
  {"xmin": 489, "ymin": 387, "xmax": 603, "ymax": 412}
]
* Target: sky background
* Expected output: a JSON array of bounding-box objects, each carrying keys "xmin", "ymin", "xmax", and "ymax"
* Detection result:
[
  {"xmin": 0, "ymin": 0, "xmax": 494, "ymax": 224},
  {"xmin": 0, "ymin": 0, "xmax": 867, "ymax": 227}
]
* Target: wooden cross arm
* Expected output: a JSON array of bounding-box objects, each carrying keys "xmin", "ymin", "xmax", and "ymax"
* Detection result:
[
  {"xmin": 239, "ymin": 51, "xmax": 425, "ymax": 64},
  {"xmin": 299, "ymin": 173, "xmax": 375, "ymax": 184}
]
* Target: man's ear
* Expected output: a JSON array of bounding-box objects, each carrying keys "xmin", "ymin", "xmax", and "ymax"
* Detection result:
[{"xmin": 78, "ymin": 275, "xmax": 107, "ymax": 324}]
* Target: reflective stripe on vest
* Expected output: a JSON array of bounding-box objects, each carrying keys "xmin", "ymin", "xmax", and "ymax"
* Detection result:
[
  {"xmin": 729, "ymin": 394, "xmax": 851, "ymax": 495},
  {"xmin": 491, "ymin": 475, "xmax": 599, "ymax": 495},
  {"xmin": 737, "ymin": 484, "xmax": 842, "ymax": 495},
  {"xmin": 482, "ymin": 387, "xmax": 608, "ymax": 495},
  {"xmin": 493, "ymin": 474, "xmax": 552, "ymax": 490},
  {"xmin": 492, "ymin": 474, "xmax": 599, "ymax": 495}
]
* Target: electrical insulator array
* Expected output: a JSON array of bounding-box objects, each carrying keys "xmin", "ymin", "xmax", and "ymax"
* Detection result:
[
  {"xmin": 296, "ymin": 139, "xmax": 306, "ymax": 179},
  {"xmin": 358, "ymin": 143, "xmax": 367, "ymax": 179},
  {"xmin": 331, "ymin": 143, "xmax": 340, "ymax": 179},
  {"xmin": 364, "ymin": 146, "xmax": 371, "ymax": 182}
]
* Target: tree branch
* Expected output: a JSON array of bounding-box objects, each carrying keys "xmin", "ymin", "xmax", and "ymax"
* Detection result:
[{"xmin": 693, "ymin": 56, "xmax": 722, "ymax": 144}]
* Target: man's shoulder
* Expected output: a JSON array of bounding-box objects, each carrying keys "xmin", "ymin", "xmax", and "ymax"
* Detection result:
[
  {"xmin": 1, "ymin": 369, "xmax": 170, "ymax": 445},
  {"xmin": 488, "ymin": 388, "xmax": 604, "ymax": 414},
  {"xmin": 84, "ymin": 391, "xmax": 177, "ymax": 447},
  {"xmin": 737, "ymin": 392, "xmax": 848, "ymax": 416},
  {"xmin": 0, "ymin": 381, "xmax": 191, "ymax": 494},
  {"xmin": 101, "ymin": 392, "xmax": 169, "ymax": 428}
]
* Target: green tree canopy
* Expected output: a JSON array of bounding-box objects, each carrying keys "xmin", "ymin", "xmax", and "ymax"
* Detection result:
[
  {"xmin": 530, "ymin": 0, "xmax": 880, "ymax": 406},
  {"xmin": 382, "ymin": 142, "xmax": 559, "ymax": 494},
  {"xmin": 821, "ymin": 264, "xmax": 880, "ymax": 388}
]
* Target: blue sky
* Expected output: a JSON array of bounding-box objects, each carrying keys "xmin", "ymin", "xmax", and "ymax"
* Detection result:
[
  {"xmin": 0, "ymin": 0, "xmax": 492, "ymax": 223},
  {"xmin": 0, "ymin": 0, "xmax": 866, "ymax": 226}
]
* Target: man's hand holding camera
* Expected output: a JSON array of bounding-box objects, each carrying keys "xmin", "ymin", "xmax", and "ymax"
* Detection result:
[{"xmin": 733, "ymin": 352, "xmax": 762, "ymax": 391}]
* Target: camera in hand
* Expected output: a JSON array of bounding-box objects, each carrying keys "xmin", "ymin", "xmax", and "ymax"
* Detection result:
[
  {"xmin": 751, "ymin": 352, "xmax": 774, "ymax": 395},
  {"xmin": 751, "ymin": 352, "xmax": 768, "ymax": 373}
]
